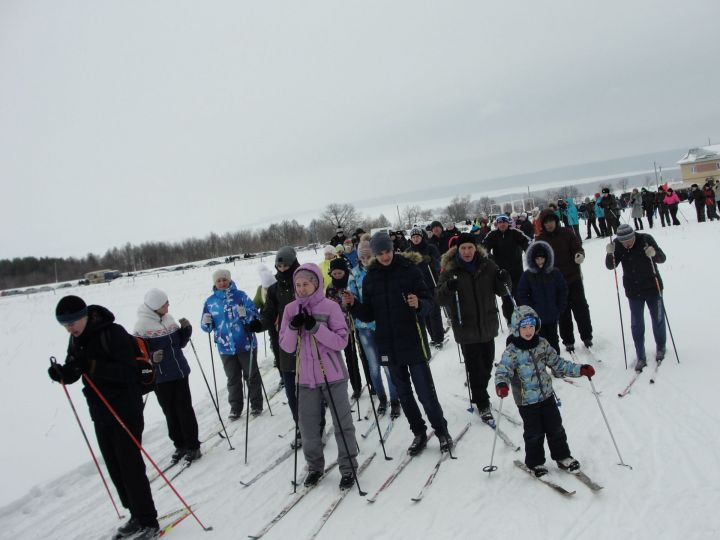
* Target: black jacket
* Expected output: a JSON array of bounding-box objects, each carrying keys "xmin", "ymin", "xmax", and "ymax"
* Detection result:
[
  {"xmin": 605, "ymin": 233, "xmax": 666, "ymax": 298},
  {"xmin": 62, "ymin": 305, "xmax": 144, "ymax": 426},
  {"xmin": 482, "ymin": 228, "xmax": 530, "ymax": 283},
  {"xmin": 349, "ymin": 252, "xmax": 432, "ymax": 366},
  {"xmin": 536, "ymin": 210, "xmax": 585, "ymax": 285},
  {"xmin": 260, "ymin": 261, "xmax": 299, "ymax": 371}
]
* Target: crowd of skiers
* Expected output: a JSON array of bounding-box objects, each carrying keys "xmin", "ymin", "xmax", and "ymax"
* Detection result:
[{"xmin": 47, "ymin": 179, "xmax": 701, "ymax": 539}]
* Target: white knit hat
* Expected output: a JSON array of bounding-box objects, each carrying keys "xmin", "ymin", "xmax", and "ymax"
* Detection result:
[
  {"xmin": 144, "ymin": 288, "xmax": 168, "ymax": 311},
  {"xmin": 212, "ymin": 268, "xmax": 231, "ymax": 283},
  {"xmin": 323, "ymin": 245, "xmax": 336, "ymax": 255},
  {"xmin": 257, "ymin": 265, "xmax": 276, "ymax": 289}
]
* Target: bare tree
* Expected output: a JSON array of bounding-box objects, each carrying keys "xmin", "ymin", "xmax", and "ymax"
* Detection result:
[
  {"xmin": 474, "ymin": 196, "xmax": 496, "ymax": 215},
  {"xmin": 399, "ymin": 205, "xmax": 424, "ymax": 228},
  {"xmin": 617, "ymin": 178, "xmax": 629, "ymax": 192},
  {"xmin": 320, "ymin": 203, "xmax": 361, "ymax": 231},
  {"xmin": 445, "ymin": 195, "xmax": 472, "ymax": 223}
]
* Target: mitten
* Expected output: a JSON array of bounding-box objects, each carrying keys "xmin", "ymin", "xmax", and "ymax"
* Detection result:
[
  {"xmin": 496, "ymin": 383, "xmax": 509, "ymax": 398},
  {"xmin": 606, "ymin": 243, "xmax": 615, "ymax": 254},
  {"xmin": 303, "ymin": 313, "xmax": 317, "ymax": 331},
  {"xmin": 446, "ymin": 277, "xmax": 459, "ymax": 292},
  {"xmin": 644, "ymin": 246, "xmax": 656, "ymax": 258},
  {"xmin": 152, "ymin": 350, "xmax": 164, "ymax": 364},
  {"xmin": 574, "ymin": 253, "xmax": 585, "ymax": 264},
  {"xmin": 580, "ymin": 364, "xmax": 595, "ymax": 379},
  {"xmin": 245, "ymin": 319, "xmax": 263, "ymax": 333},
  {"xmin": 289, "ymin": 312, "xmax": 306, "ymax": 330},
  {"xmin": 202, "ymin": 313, "xmax": 213, "ymax": 326}
]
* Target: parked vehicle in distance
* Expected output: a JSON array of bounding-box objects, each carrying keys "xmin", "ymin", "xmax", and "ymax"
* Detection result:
[{"xmin": 204, "ymin": 260, "xmax": 222, "ymax": 266}]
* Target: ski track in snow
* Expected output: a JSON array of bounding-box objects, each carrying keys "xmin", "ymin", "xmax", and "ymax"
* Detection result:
[{"xmin": 2, "ymin": 221, "xmax": 720, "ymax": 539}]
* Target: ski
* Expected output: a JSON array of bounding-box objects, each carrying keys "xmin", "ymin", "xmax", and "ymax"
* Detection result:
[
  {"xmin": 649, "ymin": 362, "xmax": 662, "ymax": 384},
  {"xmin": 240, "ymin": 446, "xmax": 295, "ymax": 487},
  {"xmin": 583, "ymin": 347, "xmax": 603, "ymax": 364},
  {"xmin": 618, "ymin": 371, "xmax": 642, "ymax": 398},
  {"xmin": 381, "ymin": 419, "xmax": 394, "ymax": 442},
  {"xmin": 360, "ymin": 418, "xmax": 378, "ymax": 439},
  {"xmin": 491, "ymin": 405, "xmax": 521, "ymax": 427},
  {"xmin": 366, "ymin": 431, "xmax": 436, "ymax": 503},
  {"xmin": 559, "ymin": 468, "xmax": 604, "ymax": 491},
  {"xmin": 149, "ymin": 461, "xmax": 180, "ymax": 484},
  {"xmin": 410, "ymin": 422, "xmax": 471, "ymax": 502},
  {"xmin": 514, "ymin": 460, "xmax": 576, "ymax": 497},
  {"xmin": 305, "ymin": 452, "xmax": 377, "ymax": 540},
  {"xmin": 247, "ymin": 461, "xmax": 339, "ymax": 539},
  {"xmin": 482, "ymin": 418, "xmax": 520, "ymax": 451},
  {"xmin": 159, "ymin": 510, "xmax": 192, "ymax": 537}
]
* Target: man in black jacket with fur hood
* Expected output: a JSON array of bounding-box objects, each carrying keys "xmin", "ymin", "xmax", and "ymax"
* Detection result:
[
  {"xmin": 343, "ymin": 232, "xmax": 452, "ymax": 456},
  {"xmin": 48, "ymin": 296, "xmax": 158, "ymax": 540}
]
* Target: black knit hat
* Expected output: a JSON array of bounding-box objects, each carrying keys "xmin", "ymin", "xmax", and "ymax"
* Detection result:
[
  {"xmin": 456, "ymin": 233, "xmax": 477, "ymax": 248},
  {"xmin": 329, "ymin": 257, "xmax": 349, "ymax": 273},
  {"xmin": 275, "ymin": 246, "xmax": 297, "ymax": 267},
  {"xmin": 430, "ymin": 220, "xmax": 443, "ymax": 230},
  {"xmin": 56, "ymin": 295, "xmax": 88, "ymax": 324}
]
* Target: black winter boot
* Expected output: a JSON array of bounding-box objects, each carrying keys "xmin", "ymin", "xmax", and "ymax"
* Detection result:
[{"xmin": 407, "ymin": 432, "xmax": 428, "ymax": 456}]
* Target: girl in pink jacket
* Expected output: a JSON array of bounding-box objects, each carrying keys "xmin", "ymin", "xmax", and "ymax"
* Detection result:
[
  {"xmin": 279, "ymin": 263, "xmax": 359, "ymax": 489},
  {"xmin": 662, "ymin": 189, "xmax": 681, "ymax": 226}
]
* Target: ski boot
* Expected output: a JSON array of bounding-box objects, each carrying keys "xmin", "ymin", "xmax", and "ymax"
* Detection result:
[
  {"xmin": 532, "ymin": 465, "xmax": 548, "ymax": 478},
  {"xmin": 170, "ymin": 448, "xmax": 186, "ymax": 466},
  {"xmin": 389, "ymin": 400, "xmax": 401, "ymax": 419},
  {"xmin": 338, "ymin": 473, "xmax": 354, "ymax": 490},
  {"xmin": 407, "ymin": 432, "xmax": 428, "ymax": 456},
  {"xmin": 377, "ymin": 399, "xmax": 388, "ymax": 416},
  {"xmin": 304, "ymin": 470, "xmax": 324, "ymax": 487},
  {"xmin": 557, "ymin": 456, "xmax": 580, "ymax": 472},
  {"xmin": 437, "ymin": 433, "xmax": 454, "ymax": 453},
  {"xmin": 635, "ymin": 358, "xmax": 647, "ymax": 373}
]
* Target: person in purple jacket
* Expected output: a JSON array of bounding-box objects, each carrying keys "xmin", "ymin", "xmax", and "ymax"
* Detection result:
[{"xmin": 279, "ymin": 263, "xmax": 359, "ymax": 490}]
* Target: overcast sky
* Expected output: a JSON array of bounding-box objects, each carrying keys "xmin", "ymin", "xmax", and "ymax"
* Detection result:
[{"xmin": 1, "ymin": 0, "xmax": 718, "ymax": 259}]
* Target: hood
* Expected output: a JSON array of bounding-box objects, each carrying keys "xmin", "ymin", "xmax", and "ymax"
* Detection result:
[
  {"xmin": 510, "ymin": 305, "xmax": 541, "ymax": 336},
  {"xmin": 525, "ymin": 240, "xmax": 555, "ymax": 274},
  {"xmin": 565, "ymin": 197, "xmax": 577, "ymax": 208},
  {"xmin": 275, "ymin": 260, "xmax": 301, "ymax": 283},
  {"xmin": 76, "ymin": 305, "xmax": 115, "ymax": 343},
  {"xmin": 538, "ymin": 209, "xmax": 559, "ymax": 233},
  {"xmin": 293, "ymin": 262, "xmax": 326, "ymax": 309},
  {"xmin": 441, "ymin": 244, "xmax": 489, "ymax": 272}
]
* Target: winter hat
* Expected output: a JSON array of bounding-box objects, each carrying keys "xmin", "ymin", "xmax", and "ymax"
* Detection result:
[
  {"xmin": 294, "ymin": 269, "xmax": 319, "ymax": 290},
  {"xmin": 343, "ymin": 238, "xmax": 353, "ymax": 245},
  {"xmin": 335, "ymin": 244, "xmax": 344, "ymax": 254},
  {"xmin": 144, "ymin": 288, "xmax": 168, "ymax": 311},
  {"xmin": 323, "ymin": 245, "xmax": 336, "ymax": 256},
  {"xmin": 594, "ymin": 193, "xmax": 600, "ymax": 198},
  {"xmin": 518, "ymin": 314, "xmax": 538, "ymax": 328},
  {"xmin": 495, "ymin": 214, "xmax": 510, "ymax": 224},
  {"xmin": 430, "ymin": 220, "xmax": 443, "ymax": 230},
  {"xmin": 369, "ymin": 232, "xmax": 394, "ymax": 255},
  {"xmin": 357, "ymin": 234, "xmax": 372, "ymax": 258},
  {"xmin": 56, "ymin": 295, "xmax": 88, "ymax": 324},
  {"xmin": 456, "ymin": 233, "xmax": 477, "ymax": 248},
  {"xmin": 275, "ymin": 246, "xmax": 297, "ymax": 267},
  {"xmin": 336, "ymin": 227, "xmax": 344, "ymax": 234},
  {"xmin": 616, "ymin": 223, "xmax": 635, "ymax": 242},
  {"xmin": 257, "ymin": 265, "xmax": 276, "ymax": 289},
  {"xmin": 601, "ymin": 187, "xmax": 610, "ymax": 194},
  {"xmin": 212, "ymin": 268, "xmax": 231, "ymax": 283},
  {"xmin": 410, "ymin": 227, "xmax": 424, "ymax": 237},
  {"xmin": 329, "ymin": 257, "xmax": 349, "ymax": 273}
]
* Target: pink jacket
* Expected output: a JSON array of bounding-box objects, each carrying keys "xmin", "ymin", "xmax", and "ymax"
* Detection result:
[
  {"xmin": 664, "ymin": 192, "xmax": 680, "ymax": 205},
  {"xmin": 279, "ymin": 263, "xmax": 349, "ymax": 387}
]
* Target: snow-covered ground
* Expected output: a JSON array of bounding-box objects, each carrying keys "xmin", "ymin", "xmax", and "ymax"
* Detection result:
[{"xmin": 1, "ymin": 217, "xmax": 719, "ymax": 539}]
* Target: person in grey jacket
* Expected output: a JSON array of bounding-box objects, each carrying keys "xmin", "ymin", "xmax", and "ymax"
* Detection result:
[{"xmin": 630, "ymin": 188, "xmax": 644, "ymax": 230}]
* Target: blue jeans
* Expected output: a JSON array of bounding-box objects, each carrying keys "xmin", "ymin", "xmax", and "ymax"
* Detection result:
[
  {"xmin": 388, "ymin": 362, "xmax": 448, "ymax": 437},
  {"xmin": 357, "ymin": 327, "xmax": 397, "ymax": 402},
  {"xmin": 628, "ymin": 294, "xmax": 666, "ymax": 360}
]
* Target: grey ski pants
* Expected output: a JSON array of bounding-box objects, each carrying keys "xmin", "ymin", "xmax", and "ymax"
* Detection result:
[{"xmin": 220, "ymin": 349, "xmax": 263, "ymax": 414}]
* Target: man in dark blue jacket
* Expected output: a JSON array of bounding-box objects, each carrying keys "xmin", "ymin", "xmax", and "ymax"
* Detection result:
[
  {"xmin": 605, "ymin": 224, "xmax": 667, "ymax": 372},
  {"xmin": 343, "ymin": 232, "xmax": 452, "ymax": 455}
]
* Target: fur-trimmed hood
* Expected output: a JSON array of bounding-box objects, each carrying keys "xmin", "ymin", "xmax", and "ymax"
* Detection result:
[
  {"xmin": 525, "ymin": 240, "xmax": 555, "ymax": 274},
  {"xmin": 440, "ymin": 244, "xmax": 489, "ymax": 272}
]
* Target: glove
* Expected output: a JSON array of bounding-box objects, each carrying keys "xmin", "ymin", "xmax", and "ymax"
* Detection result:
[
  {"xmin": 48, "ymin": 363, "xmax": 66, "ymax": 383},
  {"xmin": 303, "ymin": 313, "xmax": 317, "ymax": 331},
  {"xmin": 446, "ymin": 277, "xmax": 459, "ymax": 292},
  {"xmin": 202, "ymin": 313, "xmax": 213, "ymax": 326},
  {"xmin": 497, "ymin": 269, "xmax": 510, "ymax": 283},
  {"xmin": 496, "ymin": 383, "xmax": 509, "ymax": 398},
  {"xmin": 152, "ymin": 350, "xmax": 164, "ymax": 364},
  {"xmin": 574, "ymin": 253, "xmax": 585, "ymax": 264},
  {"xmin": 644, "ymin": 245, "xmax": 656, "ymax": 258},
  {"xmin": 289, "ymin": 311, "xmax": 306, "ymax": 330},
  {"xmin": 179, "ymin": 318, "xmax": 191, "ymax": 329},
  {"xmin": 580, "ymin": 364, "xmax": 595, "ymax": 379},
  {"xmin": 244, "ymin": 319, "xmax": 263, "ymax": 333},
  {"xmin": 606, "ymin": 242, "xmax": 615, "ymax": 254}
]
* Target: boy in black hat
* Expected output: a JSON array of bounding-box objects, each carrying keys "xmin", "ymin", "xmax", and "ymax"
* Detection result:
[{"xmin": 49, "ymin": 296, "xmax": 159, "ymax": 540}]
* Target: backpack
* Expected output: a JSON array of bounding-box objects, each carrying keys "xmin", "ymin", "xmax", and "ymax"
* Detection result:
[{"xmin": 99, "ymin": 329, "xmax": 156, "ymax": 394}]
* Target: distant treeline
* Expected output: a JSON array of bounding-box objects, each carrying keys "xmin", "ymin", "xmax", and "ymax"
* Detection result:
[{"xmin": 1, "ymin": 181, "xmax": 627, "ymax": 290}]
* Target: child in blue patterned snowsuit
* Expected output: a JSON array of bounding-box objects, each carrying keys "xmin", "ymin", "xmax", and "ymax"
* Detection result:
[{"xmin": 495, "ymin": 305, "xmax": 594, "ymax": 477}]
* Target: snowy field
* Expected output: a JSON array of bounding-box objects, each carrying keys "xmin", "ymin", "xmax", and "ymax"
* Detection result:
[{"xmin": 1, "ymin": 217, "xmax": 719, "ymax": 539}]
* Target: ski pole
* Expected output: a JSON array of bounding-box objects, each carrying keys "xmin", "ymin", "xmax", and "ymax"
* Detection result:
[
  {"xmin": 482, "ymin": 398, "xmax": 503, "ymax": 476},
  {"xmin": 292, "ymin": 334, "xmax": 301, "ymax": 493},
  {"xmin": 244, "ymin": 346, "xmax": 254, "ymax": 465},
  {"xmin": 495, "ymin": 297, "xmax": 504, "ymax": 332},
  {"xmin": 588, "ymin": 377, "xmax": 631, "ymax": 469},
  {"xmin": 608, "ymin": 239, "xmax": 629, "ymax": 370},
  {"xmin": 258, "ymin": 368, "xmax": 273, "ymax": 416},
  {"xmin": 403, "ymin": 293, "xmax": 430, "ymax": 361},
  {"xmin": 454, "ymin": 287, "xmax": 463, "ymax": 326},
  {"xmin": 50, "ymin": 357, "xmax": 123, "ymax": 519},
  {"xmin": 189, "ymin": 338, "xmax": 234, "ymax": 449},
  {"xmin": 348, "ymin": 322, "xmax": 392, "ymax": 461},
  {"xmin": 82, "ymin": 374, "xmax": 213, "ymax": 532},
  {"xmin": 207, "ymin": 333, "xmax": 220, "ymax": 412},
  {"xmin": 648, "ymin": 255, "xmax": 680, "ymax": 364},
  {"xmin": 459, "ymin": 347, "xmax": 473, "ymax": 413},
  {"xmin": 311, "ymin": 335, "xmax": 366, "ymax": 495},
  {"xmin": 503, "ymin": 282, "xmax": 518, "ymax": 310}
]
